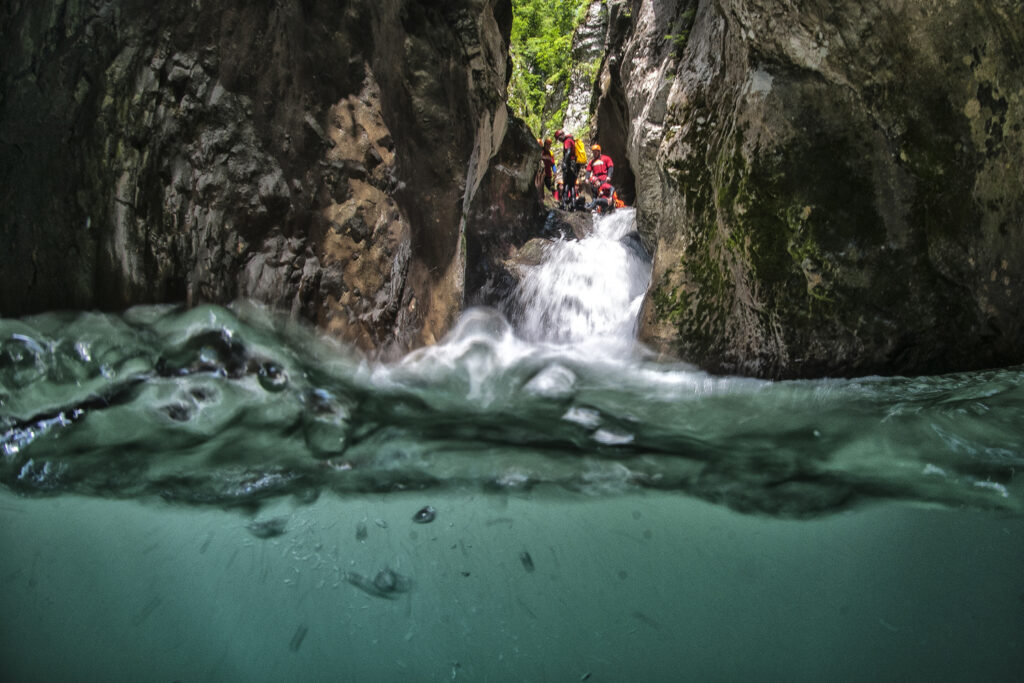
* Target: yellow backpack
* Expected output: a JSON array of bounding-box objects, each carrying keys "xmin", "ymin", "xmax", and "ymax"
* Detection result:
[{"xmin": 574, "ymin": 138, "xmax": 587, "ymax": 164}]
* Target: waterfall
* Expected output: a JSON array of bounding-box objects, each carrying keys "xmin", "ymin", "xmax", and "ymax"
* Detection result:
[{"xmin": 506, "ymin": 208, "xmax": 652, "ymax": 349}]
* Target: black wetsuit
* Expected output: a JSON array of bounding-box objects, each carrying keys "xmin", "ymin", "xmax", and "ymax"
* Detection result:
[{"xmin": 561, "ymin": 137, "xmax": 580, "ymax": 209}]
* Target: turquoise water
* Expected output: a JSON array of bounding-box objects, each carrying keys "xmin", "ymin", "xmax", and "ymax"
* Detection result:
[
  {"xmin": 2, "ymin": 211, "xmax": 1023, "ymax": 679},
  {"xmin": 2, "ymin": 488, "xmax": 1022, "ymax": 681},
  {"xmin": 2, "ymin": 302, "xmax": 1023, "ymax": 680}
]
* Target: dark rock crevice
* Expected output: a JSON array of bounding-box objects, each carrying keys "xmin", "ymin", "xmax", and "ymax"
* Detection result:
[{"xmin": 590, "ymin": 0, "xmax": 638, "ymax": 206}]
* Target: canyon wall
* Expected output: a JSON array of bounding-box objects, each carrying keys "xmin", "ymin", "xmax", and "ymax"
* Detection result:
[
  {"xmin": 597, "ymin": 0, "xmax": 1024, "ymax": 377},
  {"xmin": 6, "ymin": 0, "xmax": 1022, "ymax": 377},
  {"xmin": 560, "ymin": 0, "xmax": 608, "ymax": 136},
  {"xmin": 0, "ymin": 0, "xmax": 542, "ymax": 355}
]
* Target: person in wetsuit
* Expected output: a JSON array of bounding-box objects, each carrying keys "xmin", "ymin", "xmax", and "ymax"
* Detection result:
[
  {"xmin": 585, "ymin": 143, "xmax": 614, "ymax": 197},
  {"xmin": 586, "ymin": 179, "xmax": 615, "ymax": 214},
  {"xmin": 540, "ymin": 137, "xmax": 555, "ymax": 196},
  {"xmin": 554, "ymin": 129, "xmax": 580, "ymax": 210}
]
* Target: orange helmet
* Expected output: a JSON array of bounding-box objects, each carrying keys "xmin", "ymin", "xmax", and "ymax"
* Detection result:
[
  {"xmin": 543, "ymin": 137, "xmax": 552, "ymax": 148},
  {"xmin": 591, "ymin": 144, "xmax": 601, "ymax": 152}
]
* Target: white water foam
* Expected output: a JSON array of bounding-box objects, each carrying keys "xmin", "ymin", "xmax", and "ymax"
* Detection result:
[
  {"xmin": 364, "ymin": 209, "xmax": 766, "ymax": 417},
  {"xmin": 510, "ymin": 209, "xmax": 651, "ymax": 350},
  {"xmin": 366, "ymin": 211, "xmax": 655, "ymax": 410}
]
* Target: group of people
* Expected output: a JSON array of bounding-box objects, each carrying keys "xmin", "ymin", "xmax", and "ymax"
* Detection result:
[{"xmin": 540, "ymin": 130, "xmax": 624, "ymax": 214}]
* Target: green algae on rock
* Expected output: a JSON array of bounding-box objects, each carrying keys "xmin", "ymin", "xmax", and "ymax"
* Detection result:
[{"xmin": 594, "ymin": 0, "xmax": 1024, "ymax": 378}]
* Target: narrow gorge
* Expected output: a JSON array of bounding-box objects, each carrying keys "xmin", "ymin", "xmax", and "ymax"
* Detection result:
[
  {"xmin": 3, "ymin": 0, "xmax": 1022, "ymax": 377},
  {"xmin": 4, "ymin": 4, "xmax": 1024, "ymax": 681}
]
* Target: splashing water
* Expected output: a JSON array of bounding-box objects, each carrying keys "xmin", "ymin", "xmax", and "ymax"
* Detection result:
[
  {"xmin": 1, "ymin": 209, "xmax": 1023, "ymax": 514},
  {"xmin": 2, "ymin": 294, "xmax": 1022, "ymax": 515},
  {"xmin": 507, "ymin": 209, "xmax": 652, "ymax": 349}
]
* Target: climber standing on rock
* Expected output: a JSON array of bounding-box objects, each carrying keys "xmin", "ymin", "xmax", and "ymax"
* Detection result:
[
  {"xmin": 555, "ymin": 129, "xmax": 583, "ymax": 210},
  {"xmin": 540, "ymin": 138, "xmax": 555, "ymax": 197}
]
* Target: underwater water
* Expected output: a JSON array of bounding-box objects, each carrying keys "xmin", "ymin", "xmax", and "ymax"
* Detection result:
[{"xmin": 2, "ymin": 210, "xmax": 1023, "ymax": 680}]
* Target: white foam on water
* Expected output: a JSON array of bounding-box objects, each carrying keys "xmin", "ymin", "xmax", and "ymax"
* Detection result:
[{"xmin": 510, "ymin": 209, "xmax": 651, "ymax": 351}]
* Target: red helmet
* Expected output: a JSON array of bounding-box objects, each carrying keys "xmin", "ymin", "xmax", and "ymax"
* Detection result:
[{"xmin": 554, "ymin": 129, "xmax": 565, "ymax": 140}]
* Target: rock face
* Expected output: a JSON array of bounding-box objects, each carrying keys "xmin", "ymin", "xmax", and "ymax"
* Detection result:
[
  {"xmin": 1, "ymin": 0, "xmax": 542, "ymax": 355},
  {"xmin": 560, "ymin": 0, "xmax": 608, "ymax": 136},
  {"xmin": 470, "ymin": 207, "xmax": 593, "ymax": 310},
  {"xmin": 588, "ymin": 1, "xmax": 638, "ymax": 204},
  {"xmin": 463, "ymin": 110, "xmax": 548, "ymax": 307},
  {"xmin": 598, "ymin": 0, "xmax": 1024, "ymax": 378}
]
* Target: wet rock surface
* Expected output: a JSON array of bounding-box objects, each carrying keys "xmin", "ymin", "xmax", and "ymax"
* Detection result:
[
  {"xmin": 463, "ymin": 115, "xmax": 548, "ymax": 309},
  {"xmin": 6, "ymin": 1, "xmax": 1020, "ymax": 379},
  {"xmin": 247, "ymin": 517, "xmax": 288, "ymax": 539},
  {"xmin": 488, "ymin": 209, "xmax": 596, "ymax": 301},
  {"xmin": 561, "ymin": 0, "xmax": 609, "ymax": 135},
  {"xmin": 1, "ymin": 0, "xmax": 542, "ymax": 357},
  {"xmin": 543, "ymin": 210, "xmax": 595, "ymax": 242},
  {"xmin": 596, "ymin": 0, "xmax": 1024, "ymax": 378}
]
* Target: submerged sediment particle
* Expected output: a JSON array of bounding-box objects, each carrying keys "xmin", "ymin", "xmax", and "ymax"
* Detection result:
[
  {"xmin": 519, "ymin": 550, "xmax": 535, "ymax": 572},
  {"xmin": 199, "ymin": 533, "xmax": 213, "ymax": 554},
  {"xmin": 631, "ymin": 610, "xmax": 662, "ymax": 630},
  {"xmin": 131, "ymin": 596, "xmax": 163, "ymax": 627},
  {"xmin": 289, "ymin": 624, "xmax": 308, "ymax": 652},
  {"xmin": 345, "ymin": 567, "xmax": 412, "ymax": 599},
  {"xmin": 374, "ymin": 568, "xmax": 399, "ymax": 592},
  {"xmin": 247, "ymin": 516, "xmax": 288, "ymax": 539}
]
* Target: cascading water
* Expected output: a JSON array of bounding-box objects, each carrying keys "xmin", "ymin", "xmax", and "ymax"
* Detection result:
[{"xmin": 506, "ymin": 209, "xmax": 651, "ymax": 348}]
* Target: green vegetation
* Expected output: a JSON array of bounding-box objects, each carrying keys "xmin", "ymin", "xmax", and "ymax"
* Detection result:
[
  {"xmin": 651, "ymin": 275, "xmax": 688, "ymax": 325},
  {"xmin": 664, "ymin": 7, "xmax": 696, "ymax": 58},
  {"xmin": 508, "ymin": 0, "xmax": 590, "ymax": 136}
]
